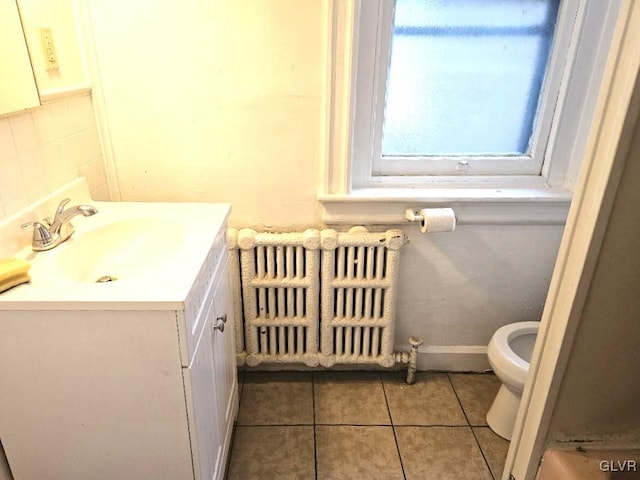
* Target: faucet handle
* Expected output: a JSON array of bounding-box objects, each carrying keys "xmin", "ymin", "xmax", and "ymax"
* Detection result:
[
  {"xmin": 21, "ymin": 221, "xmax": 54, "ymax": 249},
  {"xmin": 54, "ymin": 198, "xmax": 71, "ymax": 217}
]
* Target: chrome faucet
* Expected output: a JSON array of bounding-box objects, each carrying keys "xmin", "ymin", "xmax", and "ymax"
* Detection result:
[{"xmin": 22, "ymin": 198, "xmax": 98, "ymax": 251}]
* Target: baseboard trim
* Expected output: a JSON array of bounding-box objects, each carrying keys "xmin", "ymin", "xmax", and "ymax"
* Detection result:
[
  {"xmin": 408, "ymin": 345, "xmax": 491, "ymax": 372},
  {"xmin": 237, "ymin": 345, "xmax": 492, "ymax": 372}
]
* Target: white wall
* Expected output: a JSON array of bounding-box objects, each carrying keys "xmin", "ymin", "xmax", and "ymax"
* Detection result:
[
  {"xmin": 86, "ymin": 0, "xmax": 325, "ymax": 230},
  {"xmin": 85, "ymin": 0, "xmax": 563, "ymax": 369},
  {"xmin": 396, "ymin": 224, "xmax": 562, "ymax": 368}
]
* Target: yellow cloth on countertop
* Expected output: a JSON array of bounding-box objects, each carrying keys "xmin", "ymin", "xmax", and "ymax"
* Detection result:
[{"xmin": 0, "ymin": 257, "xmax": 31, "ymax": 293}]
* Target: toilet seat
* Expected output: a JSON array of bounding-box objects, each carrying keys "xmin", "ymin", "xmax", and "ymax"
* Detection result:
[{"xmin": 487, "ymin": 321, "xmax": 540, "ymax": 392}]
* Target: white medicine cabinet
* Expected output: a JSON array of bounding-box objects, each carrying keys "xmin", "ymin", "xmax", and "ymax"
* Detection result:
[{"xmin": 0, "ymin": 0, "xmax": 40, "ymax": 117}]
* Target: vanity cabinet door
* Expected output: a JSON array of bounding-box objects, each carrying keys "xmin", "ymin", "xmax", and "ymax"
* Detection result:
[
  {"xmin": 186, "ymin": 256, "xmax": 237, "ymax": 480},
  {"xmin": 210, "ymin": 260, "xmax": 238, "ymax": 476},
  {"xmin": 187, "ymin": 298, "xmax": 223, "ymax": 480}
]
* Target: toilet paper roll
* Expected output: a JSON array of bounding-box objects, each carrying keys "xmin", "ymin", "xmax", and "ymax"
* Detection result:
[{"xmin": 419, "ymin": 208, "xmax": 456, "ymax": 233}]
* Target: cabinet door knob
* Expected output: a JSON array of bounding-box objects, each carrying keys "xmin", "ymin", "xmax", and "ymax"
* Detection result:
[
  {"xmin": 213, "ymin": 319, "xmax": 225, "ymax": 332},
  {"xmin": 217, "ymin": 313, "xmax": 228, "ymax": 324}
]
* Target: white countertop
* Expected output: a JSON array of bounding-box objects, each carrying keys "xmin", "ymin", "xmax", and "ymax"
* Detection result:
[{"xmin": 0, "ymin": 200, "xmax": 230, "ymax": 311}]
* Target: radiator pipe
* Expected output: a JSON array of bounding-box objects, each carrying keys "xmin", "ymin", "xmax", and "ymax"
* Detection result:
[{"xmin": 394, "ymin": 336, "xmax": 424, "ymax": 384}]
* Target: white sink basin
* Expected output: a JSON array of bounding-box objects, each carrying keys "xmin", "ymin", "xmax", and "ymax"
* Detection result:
[
  {"xmin": 0, "ymin": 193, "xmax": 231, "ymax": 309},
  {"xmin": 56, "ymin": 218, "xmax": 185, "ymax": 283}
]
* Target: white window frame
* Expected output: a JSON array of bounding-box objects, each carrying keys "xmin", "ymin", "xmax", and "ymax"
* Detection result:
[
  {"xmin": 358, "ymin": 0, "xmax": 573, "ymax": 179},
  {"xmin": 322, "ymin": 0, "xmax": 621, "ymax": 214}
]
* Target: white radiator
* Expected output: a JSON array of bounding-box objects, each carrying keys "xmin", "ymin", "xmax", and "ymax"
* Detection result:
[{"xmin": 228, "ymin": 227, "xmax": 407, "ymax": 368}]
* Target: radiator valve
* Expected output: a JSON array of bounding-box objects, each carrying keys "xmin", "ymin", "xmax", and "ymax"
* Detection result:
[{"xmin": 394, "ymin": 336, "xmax": 424, "ymax": 384}]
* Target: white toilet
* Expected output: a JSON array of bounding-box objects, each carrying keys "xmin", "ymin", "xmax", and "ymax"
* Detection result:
[{"xmin": 486, "ymin": 321, "xmax": 540, "ymax": 441}]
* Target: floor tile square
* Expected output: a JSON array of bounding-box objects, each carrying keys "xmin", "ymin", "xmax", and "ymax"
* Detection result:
[
  {"xmin": 382, "ymin": 371, "xmax": 467, "ymax": 425},
  {"xmin": 226, "ymin": 426, "xmax": 315, "ymax": 480},
  {"xmin": 474, "ymin": 427, "xmax": 510, "ymax": 480},
  {"xmin": 316, "ymin": 425, "xmax": 404, "ymax": 480},
  {"xmin": 396, "ymin": 426, "xmax": 493, "ymax": 480},
  {"xmin": 314, "ymin": 371, "xmax": 390, "ymax": 425},
  {"xmin": 237, "ymin": 371, "xmax": 313, "ymax": 425},
  {"xmin": 449, "ymin": 373, "xmax": 501, "ymax": 426}
]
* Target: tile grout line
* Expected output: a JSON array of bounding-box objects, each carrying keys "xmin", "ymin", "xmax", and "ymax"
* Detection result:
[
  {"xmin": 380, "ymin": 372, "xmax": 408, "ymax": 480},
  {"xmin": 312, "ymin": 371, "xmax": 318, "ymax": 480},
  {"xmin": 447, "ymin": 373, "xmax": 497, "ymax": 480},
  {"xmin": 236, "ymin": 422, "xmax": 480, "ymax": 427},
  {"xmin": 233, "ymin": 423, "xmax": 316, "ymax": 427}
]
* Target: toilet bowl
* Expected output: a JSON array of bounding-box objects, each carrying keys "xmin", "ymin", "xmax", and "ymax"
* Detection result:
[{"xmin": 486, "ymin": 321, "xmax": 540, "ymax": 440}]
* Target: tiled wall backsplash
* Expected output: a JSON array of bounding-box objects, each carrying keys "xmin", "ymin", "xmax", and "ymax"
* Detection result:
[{"xmin": 0, "ymin": 93, "xmax": 108, "ymax": 220}]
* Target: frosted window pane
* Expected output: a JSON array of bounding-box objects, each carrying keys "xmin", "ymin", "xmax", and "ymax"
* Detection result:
[{"xmin": 381, "ymin": 0, "xmax": 560, "ymax": 156}]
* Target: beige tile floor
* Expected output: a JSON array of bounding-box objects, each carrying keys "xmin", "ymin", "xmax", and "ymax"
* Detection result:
[{"xmin": 226, "ymin": 370, "xmax": 509, "ymax": 480}]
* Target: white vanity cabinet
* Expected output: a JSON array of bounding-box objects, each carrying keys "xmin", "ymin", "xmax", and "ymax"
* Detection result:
[{"xmin": 0, "ymin": 216, "xmax": 237, "ymax": 480}]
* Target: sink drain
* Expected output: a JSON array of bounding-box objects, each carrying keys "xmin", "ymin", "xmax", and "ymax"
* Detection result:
[{"xmin": 96, "ymin": 275, "xmax": 117, "ymax": 283}]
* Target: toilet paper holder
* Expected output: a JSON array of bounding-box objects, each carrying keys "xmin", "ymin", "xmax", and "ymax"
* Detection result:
[
  {"xmin": 404, "ymin": 208, "xmax": 457, "ymax": 232},
  {"xmin": 404, "ymin": 208, "xmax": 424, "ymax": 223},
  {"xmin": 405, "ymin": 208, "xmax": 458, "ymax": 223}
]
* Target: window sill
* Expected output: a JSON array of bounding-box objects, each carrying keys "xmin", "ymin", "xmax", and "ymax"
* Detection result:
[{"xmin": 318, "ymin": 183, "xmax": 572, "ymax": 226}]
